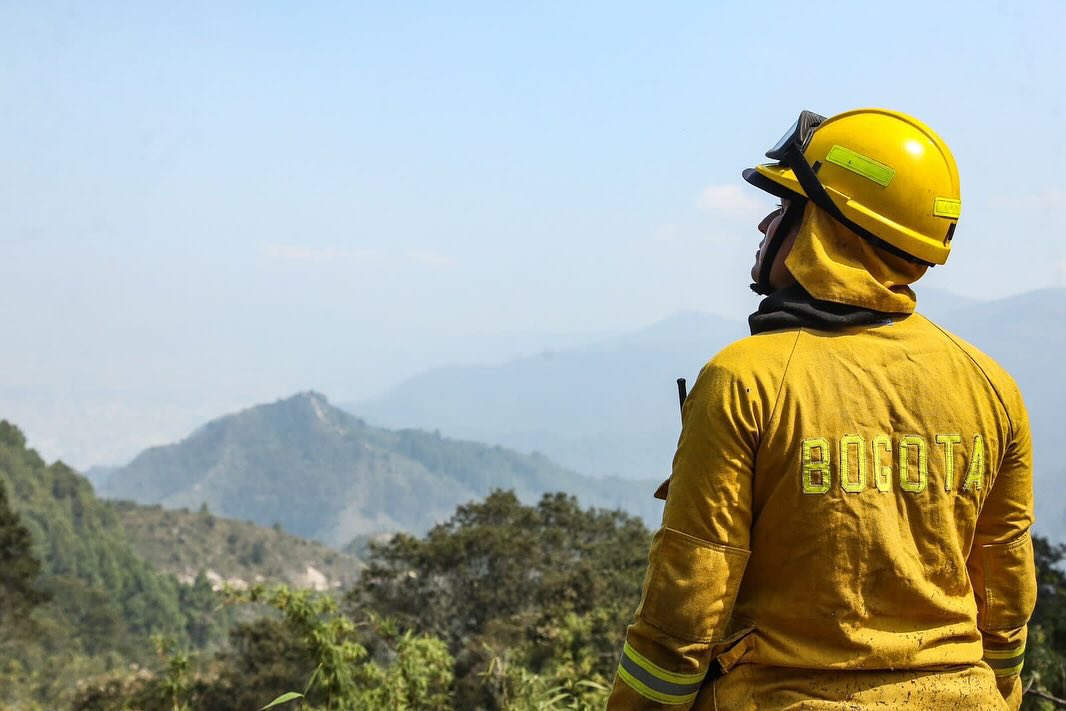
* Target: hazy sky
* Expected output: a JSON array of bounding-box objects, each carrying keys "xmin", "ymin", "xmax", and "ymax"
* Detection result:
[{"xmin": 2, "ymin": 1, "xmax": 1065, "ymax": 466}]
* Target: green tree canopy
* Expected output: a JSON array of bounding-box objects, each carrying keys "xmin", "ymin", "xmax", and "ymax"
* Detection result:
[
  {"xmin": 355, "ymin": 490, "xmax": 649, "ymax": 646},
  {"xmin": 0, "ymin": 477, "xmax": 46, "ymax": 628},
  {"xmin": 352, "ymin": 490, "xmax": 650, "ymax": 708},
  {"xmin": 1024, "ymin": 534, "xmax": 1066, "ymax": 709}
]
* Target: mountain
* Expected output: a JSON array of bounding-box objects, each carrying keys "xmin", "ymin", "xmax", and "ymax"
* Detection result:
[
  {"xmin": 914, "ymin": 287, "xmax": 982, "ymax": 322},
  {"xmin": 347, "ymin": 288, "xmax": 1066, "ymax": 540},
  {"xmin": 98, "ymin": 392, "xmax": 663, "ymax": 546},
  {"xmin": 348, "ymin": 310, "xmax": 747, "ymax": 480}
]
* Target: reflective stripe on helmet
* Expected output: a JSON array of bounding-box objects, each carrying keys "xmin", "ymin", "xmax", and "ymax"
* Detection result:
[
  {"xmin": 825, "ymin": 145, "xmax": 896, "ymax": 187},
  {"xmin": 933, "ymin": 197, "xmax": 962, "ymax": 218}
]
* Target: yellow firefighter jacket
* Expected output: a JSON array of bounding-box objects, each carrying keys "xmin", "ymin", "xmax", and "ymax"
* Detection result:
[{"xmin": 607, "ymin": 208, "xmax": 1037, "ymax": 710}]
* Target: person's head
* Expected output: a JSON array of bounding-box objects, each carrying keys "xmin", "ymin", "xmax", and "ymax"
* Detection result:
[
  {"xmin": 750, "ymin": 199, "xmax": 800, "ymax": 290},
  {"xmin": 743, "ymin": 109, "xmax": 961, "ymax": 297}
]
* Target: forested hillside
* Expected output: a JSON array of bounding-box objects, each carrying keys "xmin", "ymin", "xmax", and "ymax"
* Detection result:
[
  {"xmin": 0, "ymin": 421, "xmax": 225, "ymax": 707},
  {"xmin": 67, "ymin": 491, "xmax": 652, "ymax": 710},
  {"xmin": 110, "ymin": 501, "xmax": 362, "ymax": 591},
  {"xmin": 100, "ymin": 391, "xmax": 662, "ymax": 545}
]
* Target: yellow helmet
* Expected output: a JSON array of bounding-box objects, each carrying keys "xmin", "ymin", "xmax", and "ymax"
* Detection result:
[{"xmin": 743, "ymin": 108, "xmax": 961, "ymax": 265}]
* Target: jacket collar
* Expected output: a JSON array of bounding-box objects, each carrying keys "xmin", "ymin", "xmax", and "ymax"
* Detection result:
[{"xmin": 748, "ymin": 284, "xmax": 900, "ymax": 335}]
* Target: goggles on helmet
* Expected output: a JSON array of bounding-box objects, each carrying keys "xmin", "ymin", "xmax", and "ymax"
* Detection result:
[
  {"xmin": 753, "ymin": 110, "xmax": 934, "ymax": 268},
  {"xmin": 766, "ymin": 110, "xmax": 827, "ymax": 162}
]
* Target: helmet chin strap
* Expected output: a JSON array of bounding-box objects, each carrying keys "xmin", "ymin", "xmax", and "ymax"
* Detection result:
[{"xmin": 750, "ymin": 199, "xmax": 807, "ymax": 296}]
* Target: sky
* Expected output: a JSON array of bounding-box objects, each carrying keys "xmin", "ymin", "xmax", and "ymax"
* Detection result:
[{"xmin": 2, "ymin": 0, "xmax": 1065, "ymax": 467}]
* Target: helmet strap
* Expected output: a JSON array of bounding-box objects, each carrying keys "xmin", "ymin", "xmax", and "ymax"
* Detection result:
[
  {"xmin": 786, "ymin": 150, "xmax": 935, "ymax": 267},
  {"xmin": 750, "ymin": 199, "xmax": 807, "ymax": 296}
]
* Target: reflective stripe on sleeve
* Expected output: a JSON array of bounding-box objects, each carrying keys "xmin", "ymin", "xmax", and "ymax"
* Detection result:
[
  {"xmin": 984, "ymin": 642, "xmax": 1025, "ymax": 678},
  {"xmin": 616, "ymin": 641, "xmax": 705, "ymax": 705}
]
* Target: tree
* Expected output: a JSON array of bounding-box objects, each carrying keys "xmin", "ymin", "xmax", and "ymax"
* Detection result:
[
  {"xmin": 137, "ymin": 585, "xmax": 454, "ymax": 711},
  {"xmin": 353, "ymin": 490, "xmax": 650, "ymax": 708},
  {"xmin": 0, "ymin": 477, "xmax": 47, "ymax": 628},
  {"xmin": 1024, "ymin": 534, "xmax": 1066, "ymax": 709}
]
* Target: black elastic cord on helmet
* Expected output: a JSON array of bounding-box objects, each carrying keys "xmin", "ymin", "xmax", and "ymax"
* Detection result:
[
  {"xmin": 750, "ymin": 199, "xmax": 807, "ymax": 296},
  {"xmin": 785, "ymin": 148, "xmax": 935, "ymax": 268}
]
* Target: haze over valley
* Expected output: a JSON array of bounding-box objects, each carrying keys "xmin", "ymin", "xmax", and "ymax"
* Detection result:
[
  {"xmin": 3, "ymin": 3, "xmax": 1065, "ymax": 705},
  {"xmin": 25, "ymin": 285, "xmax": 1062, "ymax": 547}
]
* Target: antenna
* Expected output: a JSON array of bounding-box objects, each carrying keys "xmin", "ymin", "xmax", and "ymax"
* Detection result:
[
  {"xmin": 676, "ymin": 378, "xmax": 687, "ymax": 421},
  {"xmin": 654, "ymin": 377, "xmax": 689, "ymax": 502}
]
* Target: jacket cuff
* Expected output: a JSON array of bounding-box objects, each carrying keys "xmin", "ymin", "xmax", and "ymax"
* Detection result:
[
  {"xmin": 615, "ymin": 641, "xmax": 705, "ymax": 705},
  {"xmin": 983, "ymin": 640, "xmax": 1025, "ymax": 679}
]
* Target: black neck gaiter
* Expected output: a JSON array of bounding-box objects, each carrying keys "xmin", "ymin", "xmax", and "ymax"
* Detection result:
[{"xmin": 748, "ymin": 284, "xmax": 903, "ymax": 335}]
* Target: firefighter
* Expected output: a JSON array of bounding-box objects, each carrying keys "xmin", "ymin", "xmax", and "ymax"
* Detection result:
[{"xmin": 606, "ymin": 109, "xmax": 1036, "ymax": 710}]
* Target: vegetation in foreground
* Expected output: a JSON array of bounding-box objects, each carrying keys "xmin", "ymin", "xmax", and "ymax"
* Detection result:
[{"xmin": 3, "ymin": 418, "xmax": 1066, "ymax": 709}]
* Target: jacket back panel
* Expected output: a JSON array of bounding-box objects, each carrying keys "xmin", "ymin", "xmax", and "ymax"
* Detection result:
[{"xmin": 733, "ymin": 313, "xmax": 1023, "ymax": 670}]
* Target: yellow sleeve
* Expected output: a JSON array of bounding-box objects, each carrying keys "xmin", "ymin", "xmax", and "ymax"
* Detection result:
[
  {"xmin": 607, "ymin": 360, "xmax": 758, "ymax": 709},
  {"xmin": 966, "ymin": 385, "xmax": 1036, "ymax": 711}
]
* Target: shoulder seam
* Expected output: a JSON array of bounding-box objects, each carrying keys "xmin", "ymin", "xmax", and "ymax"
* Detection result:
[
  {"xmin": 764, "ymin": 329, "xmax": 803, "ymax": 430},
  {"xmin": 922, "ymin": 315, "xmax": 1015, "ymax": 441}
]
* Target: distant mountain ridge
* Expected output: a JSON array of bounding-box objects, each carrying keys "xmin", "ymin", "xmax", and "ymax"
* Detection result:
[
  {"xmin": 348, "ymin": 287, "xmax": 1066, "ymax": 540},
  {"xmin": 99, "ymin": 392, "xmax": 662, "ymax": 546},
  {"xmin": 347, "ymin": 310, "xmax": 746, "ymax": 481},
  {"xmin": 347, "ymin": 289, "xmax": 989, "ymax": 481}
]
